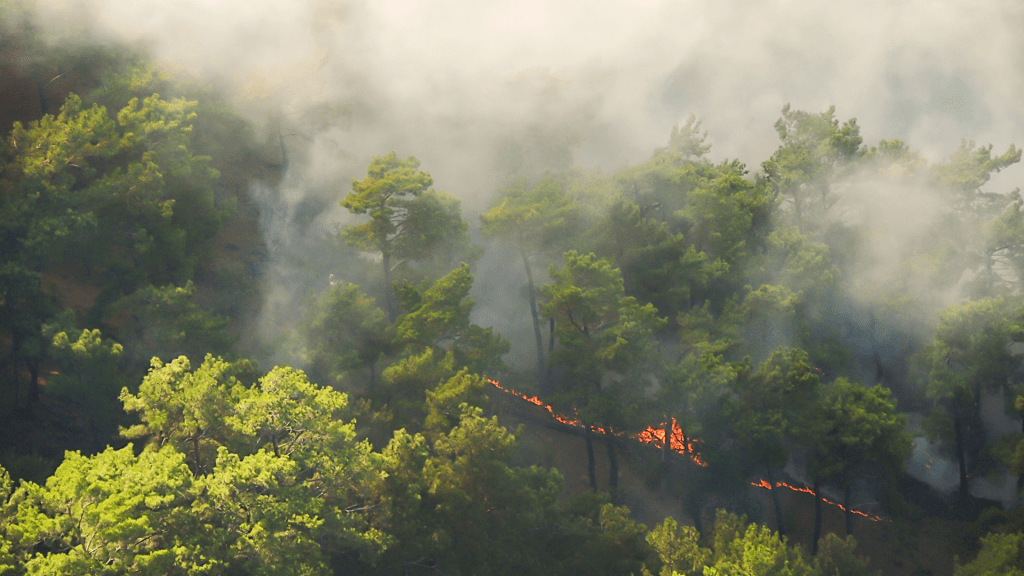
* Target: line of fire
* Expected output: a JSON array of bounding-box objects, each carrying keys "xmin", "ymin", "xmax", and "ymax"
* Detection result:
[{"xmin": 487, "ymin": 378, "xmax": 887, "ymax": 523}]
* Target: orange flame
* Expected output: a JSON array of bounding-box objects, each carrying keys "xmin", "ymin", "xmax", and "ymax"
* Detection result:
[
  {"xmin": 487, "ymin": 380, "xmax": 706, "ymax": 466},
  {"xmin": 487, "ymin": 379, "xmax": 883, "ymax": 522},
  {"xmin": 749, "ymin": 480, "xmax": 886, "ymax": 522},
  {"xmin": 635, "ymin": 418, "xmax": 708, "ymax": 467}
]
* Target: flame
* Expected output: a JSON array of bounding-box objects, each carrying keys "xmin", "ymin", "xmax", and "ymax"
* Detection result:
[
  {"xmin": 749, "ymin": 480, "xmax": 887, "ymax": 522},
  {"xmin": 635, "ymin": 418, "xmax": 708, "ymax": 467},
  {"xmin": 487, "ymin": 379, "xmax": 706, "ymax": 466},
  {"xmin": 488, "ymin": 379, "xmax": 584, "ymax": 427},
  {"xmin": 487, "ymin": 378, "xmax": 883, "ymax": 522}
]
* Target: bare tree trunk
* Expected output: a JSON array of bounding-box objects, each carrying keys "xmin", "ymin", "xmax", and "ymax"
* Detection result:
[
  {"xmin": 382, "ymin": 252, "xmax": 397, "ymax": 323},
  {"xmin": 1017, "ymin": 458, "xmax": 1024, "ymax": 496},
  {"xmin": 793, "ymin": 192, "xmax": 804, "ymax": 232},
  {"xmin": 812, "ymin": 477, "xmax": 823, "ymax": 555},
  {"xmin": 844, "ymin": 484, "xmax": 853, "ymax": 535},
  {"xmin": 543, "ymin": 318, "xmax": 556, "ymax": 394},
  {"xmin": 585, "ymin": 427, "xmax": 597, "ymax": 491},
  {"xmin": 954, "ymin": 413, "xmax": 969, "ymax": 504},
  {"xmin": 192, "ymin": 435, "xmax": 203, "ymax": 475},
  {"xmin": 9, "ymin": 331, "xmax": 22, "ymax": 409},
  {"xmin": 520, "ymin": 250, "xmax": 545, "ymax": 385},
  {"xmin": 278, "ymin": 130, "xmax": 289, "ymax": 172},
  {"xmin": 27, "ymin": 355, "xmax": 40, "ymax": 405},
  {"xmin": 663, "ymin": 420, "xmax": 673, "ymax": 463},
  {"xmin": 607, "ymin": 436, "xmax": 619, "ymax": 501},
  {"xmin": 766, "ymin": 467, "xmax": 786, "ymax": 537},
  {"xmin": 661, "ymin": 419, "xmax": 673, "ymax": 490},
  {"xmin": 686, "ymin": 492, "xmax": 704, "ymax": 535},
  {"xmin": 548, "ymin": 318, "xmax": 555, "ymax": 354},
  {"xmin": 368, "ymin": 361, "xmax": 377, "ymax": 398},
  {"xmin": 35, "ymin": 74, "xmax": 49, "ymax": 116},
  {"xmin": 6, "ymin": 358, "xmax": 19, "ymax": 410}
]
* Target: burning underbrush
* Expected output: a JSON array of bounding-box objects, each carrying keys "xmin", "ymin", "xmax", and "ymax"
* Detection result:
[
  {"xmin": 487, "ymin": 378, "xmax": 965, "ymax": 575},
  {"xmin": 487, "ymin": 378, "xmax": 886, "ymax": 522}
]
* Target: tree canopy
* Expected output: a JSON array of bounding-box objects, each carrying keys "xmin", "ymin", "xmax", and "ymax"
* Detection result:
[{"xmin": 3, "ymin": 34, "xmax": 1024, "ymax": 575}]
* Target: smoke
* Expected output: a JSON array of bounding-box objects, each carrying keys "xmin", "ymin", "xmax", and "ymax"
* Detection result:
[
  {"xmin": 23, "ymin": 0, "xmax": 1024, "ymax": 190},
  {"xmin": 16, "ymin": 0, "xmax": 1024, "ymax": 366}
]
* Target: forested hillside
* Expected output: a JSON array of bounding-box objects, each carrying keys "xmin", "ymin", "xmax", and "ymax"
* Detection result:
[{"xmin": 3, "ymin": 3, "xmax": 1024, "ymax": 575}]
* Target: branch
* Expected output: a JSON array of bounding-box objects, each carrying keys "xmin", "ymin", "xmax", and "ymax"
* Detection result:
[
  {"xmin": 45, "ymin": 72, "xmax": 68, "ymax": 86},
  {"xmin": 389, "ymin": 257, "xmax": 411, "ymax": 273},
  {"xmin": 565, "ymin": 311, "xmax": 584, "ymax": 335}
]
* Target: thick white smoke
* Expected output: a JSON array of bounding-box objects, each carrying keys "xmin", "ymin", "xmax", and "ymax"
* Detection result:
[{"xmin": 23, "ymin": 0, "xmax": 1024, "ymax": 207}]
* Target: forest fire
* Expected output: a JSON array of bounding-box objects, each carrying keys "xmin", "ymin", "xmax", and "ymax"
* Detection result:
[
  {"xmin": 750, "ymin": 480, "xmax": 886, "ymax": 522},
  {"xmin": 635, "ymin": 419, "xmax": 708, "ymax": 466},
  {"xmin": 487, "ymin": 379, "xmax": 884, "ymax": 522},
  {"xmin": 487, "ymin": 379, "xmax": 705, "ymax": 465}
]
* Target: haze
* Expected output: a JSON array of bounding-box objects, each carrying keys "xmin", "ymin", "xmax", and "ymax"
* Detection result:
[{"xmin": 22, "ymin": 0, "xmax": 1023, "ymax": 214}]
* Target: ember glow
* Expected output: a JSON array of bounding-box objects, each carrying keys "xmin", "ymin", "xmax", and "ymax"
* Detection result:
[{"xmin": 488, "ymin": 379, "xmax": 884, "ymax": 522}]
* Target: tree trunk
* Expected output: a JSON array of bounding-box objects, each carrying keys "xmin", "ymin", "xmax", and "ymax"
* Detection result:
[
  {"xmin": 368, "ymin": 361, "xmax": 376, "ymax": 396},
  {"xmin": 1016, "ymin": 408, "xmax": 1024, "ymax": 505},
  {"xmin": 607, "ymin": 436, "xmax": 619, "ymax": 501},
  {"xmin": 844, "ymin": 483, "xmax": 853, "ymax": 535},
  {"xmin": 10, "ymin": 330, "xmax": 23, "ymax": 409},
  {"xmin": 820, "ymin": 185, "xmax": 832, "ymax": 215},
  {"xmin": 663, "ymin": 420, "xmax": 673, "ymax": 463},
  {"xmin": 954, "ymin": 413, "xmax": 969, "ymax": 503},
  {"xmin": 543, "ymin": 318, "xmax": 556, "ymax": 393},
  {"xmin": 585, "ymin": 427, "xmax": 597, "ymax": 491},
  {"xmin": 548, "ymin": 317, "xmax": 555, "ymax": 354},
  {"xmin": 382, "ymin": 251, "xmax": 397, "ymax": 322},
  {"xmin": 520, "ymin": 250, "xmax": 546, "ymax": 386},
  {"xmin": 27, "ymin": 355, "xmax": 40, "ymax": 405},
  {"xmin": 661, "ymin": 420, "xmax": 673, "ymax": 489},
  {"xmin": 5, "ymin": 358, "xmax": 19, "ymax": 410},
  {"xmin": 766, "ymin": 467, "xmax": 786, "ymax": 537},
  {"xmin": 812, "ymin": 477, "xmax": 823, "ymax": 556},
  {"xmin": 88, "ymin": 418, "xmax": 100, "ymax": 453},
  {"xmin": 973, "ymin": 382, "xmax": 983, "ymax": 428},
  {"xmin": 192, "ymin": 434, "xmax": 203, "ymax": 475},
  {"xmin": 35, "ymin": 74, "xmax": 49, "ymax": 116},
  {"xmin": 278, "ymin": 130, "xmax": 289, "ymax": 172},
  {"xmin": 793, "ymin": 192, "xmax": 804, "ymax": 232},
  {"xmin": 686, "ymin": 491, "xmax": 704, "ymax": 535}
]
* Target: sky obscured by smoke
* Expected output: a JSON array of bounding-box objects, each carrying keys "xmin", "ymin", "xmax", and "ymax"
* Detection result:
[
  {"xmin": 18, "ymin": 0, "xmax": 1024, "ymax": 376},
  {"xmin": 25, "ymin": 0, "xmax": 1024, "ymax": 211}
]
